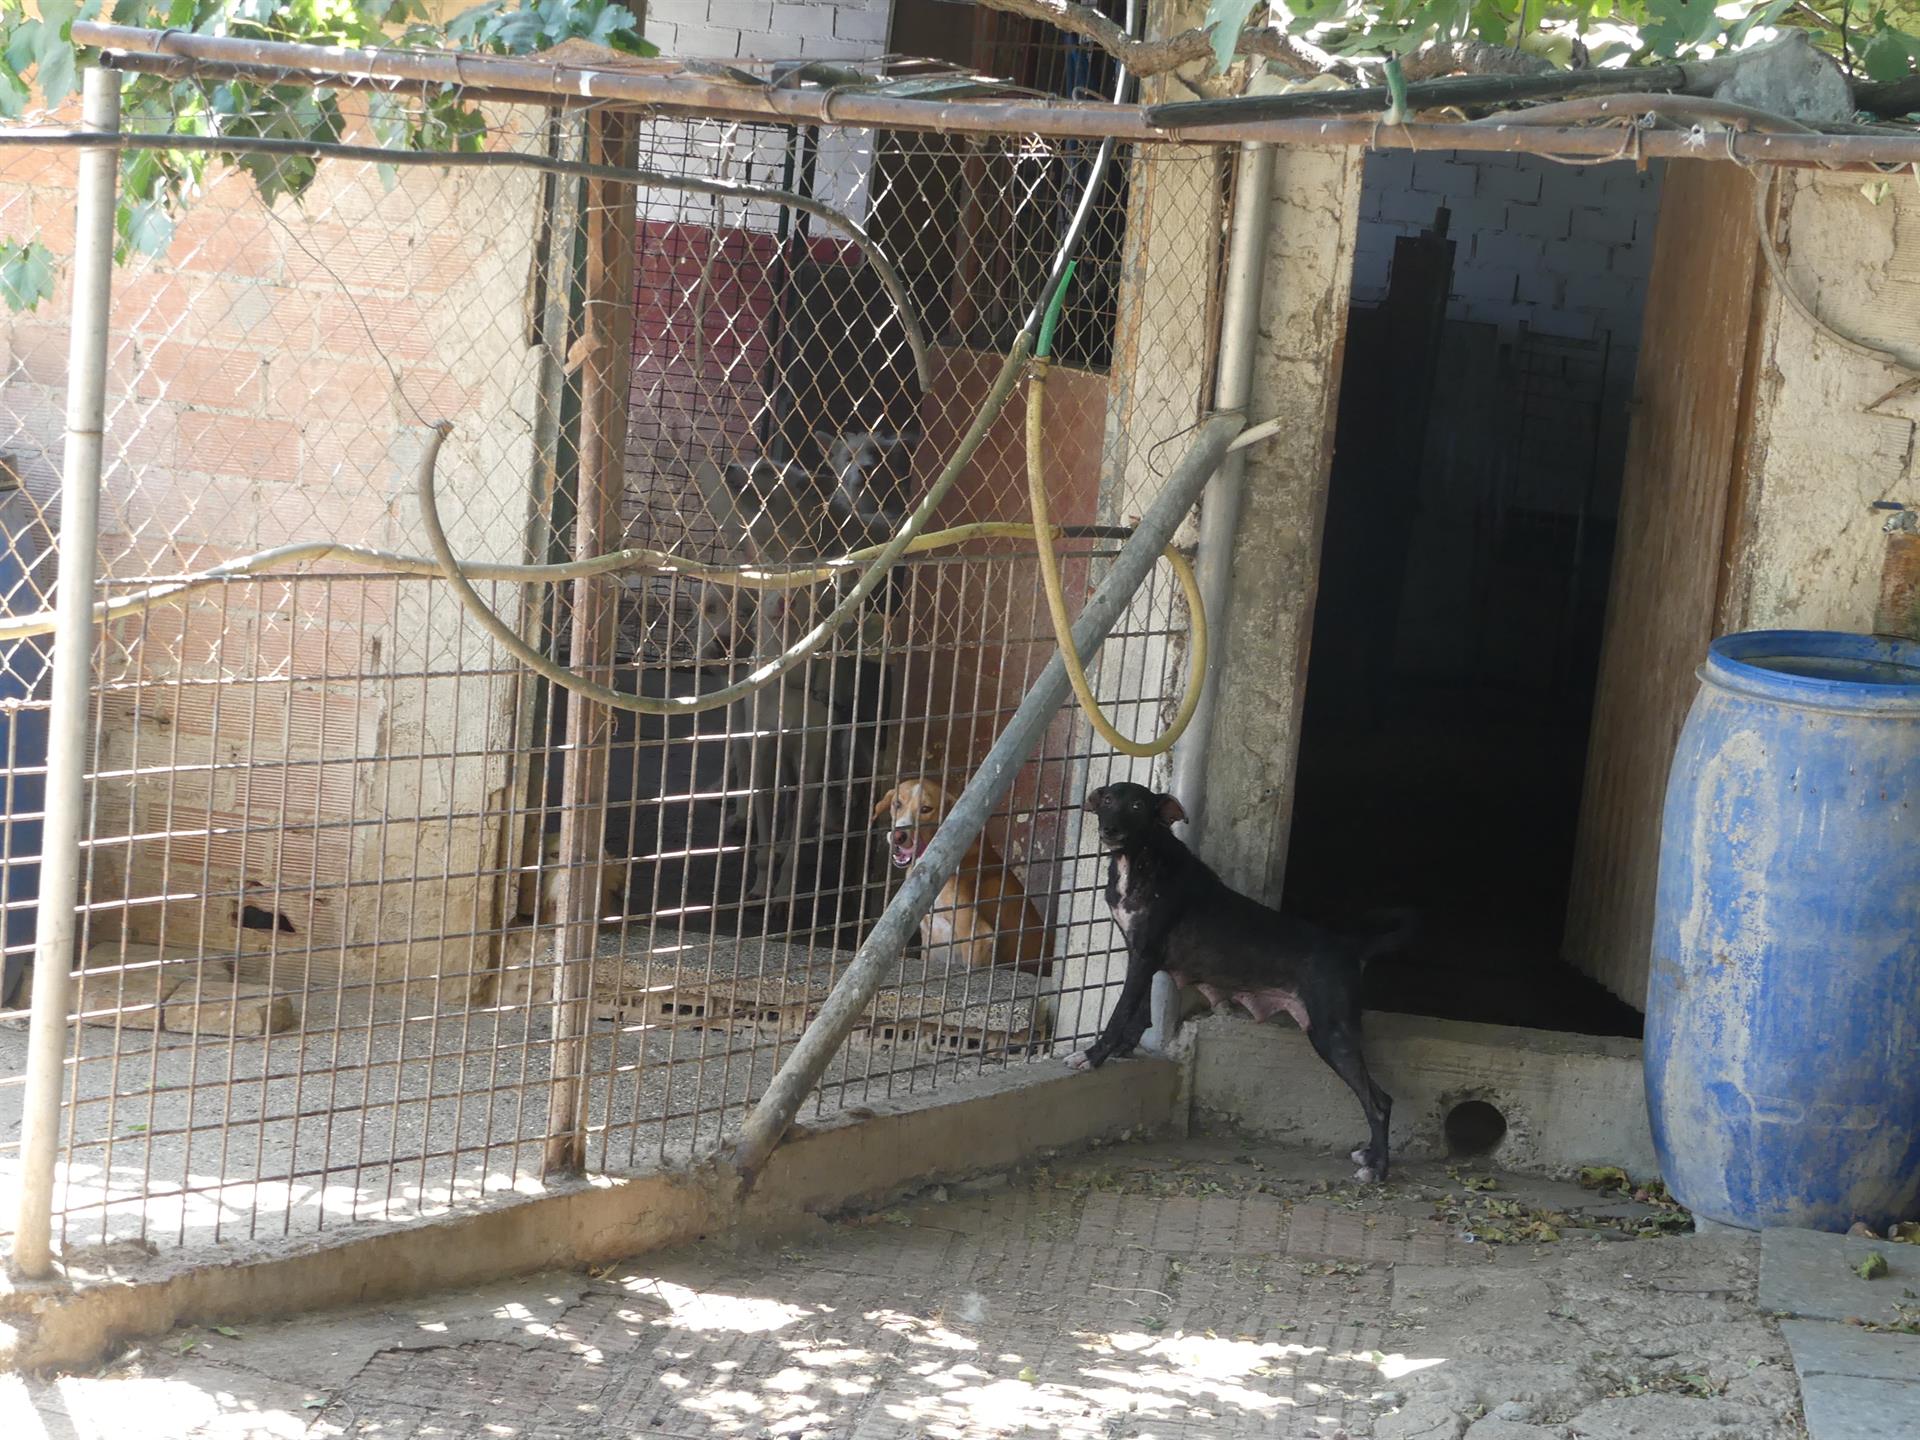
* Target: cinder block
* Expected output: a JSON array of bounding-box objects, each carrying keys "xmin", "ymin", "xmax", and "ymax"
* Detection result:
[
  {"xmin": 708, "ymin": 0, "xmax": 773, "ymax": 31},
  {"xmin": 832, "ymin": 1, "xmax": 890, "ymax": 41},
  {"xmin": 1604, "ymin": 165, "xmax": 1659, "ymax": 201},
  {"xmin": 1536, "ymin": 163, "xmax": 1605, "ymax": 211},
  {"xmin": 1411, "ymin": 155, "xmax": 1479, "ymax": 199},
  {"xmin": 1565, "ymin": 270, "xmax": 1637, "ymax": 314},
  {"xmin": 1479, "ymin": 164, "xmax": 1543, "ymax": 204},
  {"xmin": 1453, "ymin": 263, "xmax": 1520, "ymax": 309},
  {"xmin": 1514, "ymin": 267, "xmax": 1563, "ymax": 307},
  {"xmin": 771, "ymin": 2, "xmax": 835, "ymax": 37},
  {"xmin": 1472, "ymin": 230, "xmax": 1544, "ymax": 271},
  {"xmin": 1543, "ymin": 236, "xmax": 1609, "ymax": 278},
  {"xmin": 1611, "ymin": 238, "xmax": 1655, "ymax": 281},
  {"xmin": 76, "ymin": 944, "xmax": 242, "ymax": 1030},
  {"xmin": 735, "ymin": 28, "xmax": 793, "ymax": 57},
  {"xmin": 673, "ymin": 23, "xmax": 741, "ymax": 56},
  {"xmin": 1569, "ymin": 205, "xmax": 1636, "ymax": 246},
  {"xmin": 1377, "ymin": 186, "xmax": 1446, "ymax": 227},
  {"xmin": 1523, "ymin": 307, "xmax": 1596, "ymax": 342},
  {"xmin": 794, "ymin": 32, "xmax": 869, "ymax": 56},
  {"xmin": 1505, "ymin": 200, "xmax": 1571, "ymax": 240},
  {"xmin": 162, "ymin": 983, "xmax": 299, "ymax": 1038}
]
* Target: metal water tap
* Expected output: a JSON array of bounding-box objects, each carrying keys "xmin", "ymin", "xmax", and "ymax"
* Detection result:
[
  {"xmin": 1873, "ymin": 501, "xmax": 1920, "ymax": 639},
  {"xmin": 1875, "ymin": 499, "xmax": 1917, "ymax": 534}
]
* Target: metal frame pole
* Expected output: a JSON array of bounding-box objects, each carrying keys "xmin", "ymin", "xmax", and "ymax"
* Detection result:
[
  {"xmin": 1169, "ymin": 140, "xmax": 1275, "ymax": 846},
  {"xmin": 12, "ymin": 64, "xmax": 120, "ymax": 1279},
  {"xmin": 729, "ymin": 414, "xmax": 1242, "ymax": 1184}
]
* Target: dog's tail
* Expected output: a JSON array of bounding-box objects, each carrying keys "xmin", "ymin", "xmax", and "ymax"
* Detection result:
[{"xmin": 1353, "ymin": 907, "xmax": 1420, "ymax": 965}]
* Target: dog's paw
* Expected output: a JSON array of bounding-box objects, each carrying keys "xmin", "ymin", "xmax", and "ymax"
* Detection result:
[
  {"xmin": 1349, "ymin": 1149, "xmax": 1388, "ymax": 1184},
  {"xmin": 1064, "ymin": 1050, "xmax": 1093, "ymax": 1072}
]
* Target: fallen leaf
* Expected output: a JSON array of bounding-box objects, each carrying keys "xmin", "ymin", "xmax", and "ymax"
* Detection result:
[{"xmin": 1858, "ymin": 1252, "xmax": 1891, "ymax": 1281}]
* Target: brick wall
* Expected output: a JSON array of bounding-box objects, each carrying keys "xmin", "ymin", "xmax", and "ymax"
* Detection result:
[
  {"xmin": 1353, "ymin": 151, "xmax": 1662, "ymax": 353},
  {"xmin": 0, "ymin": 102, "xmax": 549, "ymax": 984}
]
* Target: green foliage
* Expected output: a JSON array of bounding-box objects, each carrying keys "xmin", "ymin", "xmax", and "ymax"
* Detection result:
[
  {"xmin": 444, "ymin": 0, "xmax": 649, "ymax": 56},
  {"xmin": 0, "ymin": 0, "xmax": 656, "ymax": 307},
  {"xmin": 0, "ymin": 238, "xmax": 54, "ymax": 309},
  {"xmin": 1201, "ymin": 0, "xmax": 1920, "ymax": 84}
]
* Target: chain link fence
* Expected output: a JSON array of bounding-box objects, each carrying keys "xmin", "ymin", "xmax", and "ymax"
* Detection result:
[{"xmin": 0, "ymin": 56, "xmax": 1228, "ymax": 1262}]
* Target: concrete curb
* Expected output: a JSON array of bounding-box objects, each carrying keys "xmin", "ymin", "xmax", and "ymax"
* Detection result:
[
  {"xmin": 2, "ymin": 1055, "xmax": 1179, "ymax": 1373},
  {"xmin": 1187, "ymin": 1010, "xmax": 1657, "ymax": 1177}
]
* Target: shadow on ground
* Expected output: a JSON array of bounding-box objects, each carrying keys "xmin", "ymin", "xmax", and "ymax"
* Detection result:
[{"xmin": 3, "ymin": 1135, "xmax": 1805, "ymax": 1439}]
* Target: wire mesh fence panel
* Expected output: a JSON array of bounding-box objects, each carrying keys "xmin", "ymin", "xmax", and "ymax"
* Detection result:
[{"xmin": 0, "ymin": 57, "xmax": 1229, "ymax": 1260}]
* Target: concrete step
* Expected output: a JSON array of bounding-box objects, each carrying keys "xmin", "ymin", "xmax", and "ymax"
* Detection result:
[{"xmin": 1763, "ymin": 1228, "xmax": 1920, "ymax": 1440}]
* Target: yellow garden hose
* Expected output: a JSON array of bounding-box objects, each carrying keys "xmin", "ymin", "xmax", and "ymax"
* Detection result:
[{"xmin": 1025, "ymin": 270, "xmax": 1208, "ymax": 758}]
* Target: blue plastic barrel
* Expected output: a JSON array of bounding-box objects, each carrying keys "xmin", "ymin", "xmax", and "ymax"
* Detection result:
[{"xmin": 1646, "ymin": 630, "xmax": 1920, "ymax": 1232}]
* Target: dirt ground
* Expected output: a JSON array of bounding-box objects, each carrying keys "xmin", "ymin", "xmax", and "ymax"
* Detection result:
[{"xmin": 1, "ymin": 1132, "xmax": 1806, "ymax": 1439}]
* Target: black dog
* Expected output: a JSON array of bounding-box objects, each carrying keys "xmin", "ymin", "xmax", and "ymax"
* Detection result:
[{"xmin": 1070, "ymin": 781, "xmax": 1414, "ymax": 1182}]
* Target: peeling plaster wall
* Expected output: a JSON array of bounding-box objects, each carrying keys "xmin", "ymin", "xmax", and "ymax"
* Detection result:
[
  {"xmin": 1055, "ymin": 136, "xmax": 1362, "ymax": 1042},
  {"xmin": 1202, "ymin": 147, "xmax": 1364, "ymax": 903},
  {"xmin": 1728, "ymin": 169, "xmax": 1920, "ymax": 633}
]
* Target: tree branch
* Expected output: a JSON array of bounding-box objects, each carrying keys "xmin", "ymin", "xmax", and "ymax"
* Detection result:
[
  {"xmin": 970, "ymin": 0, "xmax": 1338, "ymax": 78},
  {"xmin": 1395, "ymin": 40, "xmax": 1555, "ymax": 82}
]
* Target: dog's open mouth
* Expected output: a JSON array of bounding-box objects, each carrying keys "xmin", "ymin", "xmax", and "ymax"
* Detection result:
[{"xmin": 891, "ymin": 836, "xmax": 927, "ymax": 868}]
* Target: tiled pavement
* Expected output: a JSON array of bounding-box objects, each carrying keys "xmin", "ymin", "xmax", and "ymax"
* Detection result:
[{"xmin": 4, "ymin": 1137, "xmax": 1806, "ymax": 1439}]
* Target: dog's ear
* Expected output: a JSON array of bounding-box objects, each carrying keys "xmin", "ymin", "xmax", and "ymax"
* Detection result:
[
  {"xmin": 870, "ymin": 787, "xmax": 897, "ymax": 821},
  {"xmin": 1155, "ymin": 793, "xmax": 1188, "ymax": 827}
]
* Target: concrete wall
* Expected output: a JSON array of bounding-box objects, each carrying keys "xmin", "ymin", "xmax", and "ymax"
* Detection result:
[
  {"xmin": 0, "ymin": 102, "xmax": 548, "ymax": 982},
  {"xmin": 1200, "ymin": 146, "xmax": 1365, "ymax": 903},
  {"xmin": 1184, "ymin": 1012, "xmax": 1658, "ymax": 1179},
  {"xmin": 1724, "ymin": 168, "xmax": 1920, "ymax": 632}
]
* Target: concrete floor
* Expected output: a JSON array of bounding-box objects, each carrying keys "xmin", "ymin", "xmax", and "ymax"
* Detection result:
[{"xmin": 2, "ymin": 1134, "xmax": 1807, "ymax": 1439}]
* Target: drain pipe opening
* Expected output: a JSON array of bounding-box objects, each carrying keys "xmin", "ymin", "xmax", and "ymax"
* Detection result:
[{"xmin": 1444, "ymin": 1100, "xmax": 1509, "ymax": 1159}]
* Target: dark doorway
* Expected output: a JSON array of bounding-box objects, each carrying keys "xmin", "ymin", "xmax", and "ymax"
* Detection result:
[{"xmin": 1285, "ymin": 154, "xmax": 1661, "ymax": 1038}]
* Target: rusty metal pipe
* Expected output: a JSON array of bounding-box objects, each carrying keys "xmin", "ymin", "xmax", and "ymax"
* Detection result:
[{"xmin": 71, "ymin": 23, "xmax": 1920, "ymax": 170}]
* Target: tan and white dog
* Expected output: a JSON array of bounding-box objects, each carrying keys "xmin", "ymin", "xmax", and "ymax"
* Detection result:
[{"xmin": 873, "ymin": 776, "xmax": 1052, "ymax": 976}]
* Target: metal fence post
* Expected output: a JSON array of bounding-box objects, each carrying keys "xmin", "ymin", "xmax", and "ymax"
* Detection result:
[{"xmin": 11, "ymin": 64, "xmax": 120, "ymax": 1279}]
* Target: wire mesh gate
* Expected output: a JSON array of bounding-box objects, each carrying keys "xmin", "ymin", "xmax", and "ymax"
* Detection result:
[{"xmin": 0, "ymin": 54, "xmax": 1230, "ymax": 1264}]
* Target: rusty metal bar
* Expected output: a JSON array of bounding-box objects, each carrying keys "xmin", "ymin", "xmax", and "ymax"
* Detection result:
[
  {"xmin": 544, "ymin": 109, "xmax": 638, "ymax": 1177},
  {"xmin": 71, "ymin": 22, "xmax": 1920, "ymax": 171}
]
